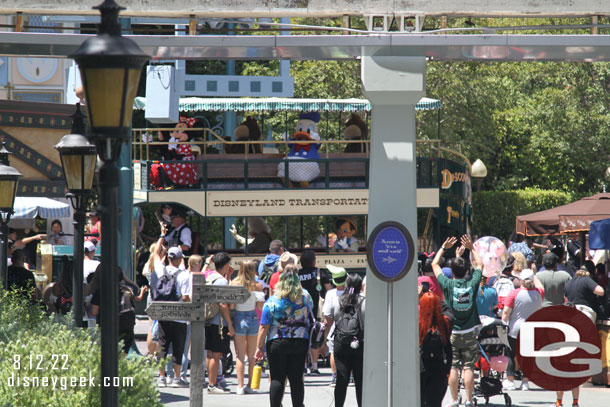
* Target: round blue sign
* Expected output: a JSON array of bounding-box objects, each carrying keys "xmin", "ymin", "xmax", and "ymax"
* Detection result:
[{"xmin": 366, "ymin": 221, "xmax": 415, "ymax": 282}]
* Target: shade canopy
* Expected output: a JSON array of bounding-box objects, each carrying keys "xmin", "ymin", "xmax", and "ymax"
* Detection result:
[
  {"xmin": 516, "ymin": 193, "xmax": 610, "ymax": 236},
  {"xmin": 12, "ymin": 197, "xmax": 71, "ymax": 219},
  {"xmin": 133, "ymin": 97, "xmax": 442, "ymax": 112},
  {"xmin": 588, "ymin": 218, "xmax": 610, "ymax": 250}
]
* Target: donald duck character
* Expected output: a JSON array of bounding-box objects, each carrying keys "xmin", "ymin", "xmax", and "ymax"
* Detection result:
[{"xmin": 277, "ymin": 111, "xmax": 321, "ymax": 188}]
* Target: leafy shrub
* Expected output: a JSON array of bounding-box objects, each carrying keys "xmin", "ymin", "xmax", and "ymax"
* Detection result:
[
  {"xmin": 0, "ymin": 292, "xmax": 163, "ymax": 407},
  {"xmin": 472, "ymin": 188, "xmax": 576, "ymax": 241}
]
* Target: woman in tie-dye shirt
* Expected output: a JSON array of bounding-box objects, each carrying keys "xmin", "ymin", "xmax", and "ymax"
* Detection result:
[{"xmin": 255, "ymin": 265, "xmax": 313, "ymax": 407}]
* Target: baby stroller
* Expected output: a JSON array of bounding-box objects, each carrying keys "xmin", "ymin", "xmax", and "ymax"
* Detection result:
[{"xmin": 474, "ymin": 316, "xmax": 512, "ymax": 407}]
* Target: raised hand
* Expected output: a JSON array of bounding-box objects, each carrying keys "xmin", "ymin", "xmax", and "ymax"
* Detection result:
[
  {"xmin": 460, "ymin": 235, "xmax": 474, "ymax": 250},
  {"xmin": 442, "ymin": 236, "xmax": 458, "ymax": 250}
]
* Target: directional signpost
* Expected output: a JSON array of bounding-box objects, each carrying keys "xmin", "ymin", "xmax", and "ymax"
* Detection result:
[
  {"xmin": 366, "ymin": 221, "xmax": 415, "ymax": 407},
  {"xmin": 146, "ymin": 272, "xmax": 249, "ymax": 407}
]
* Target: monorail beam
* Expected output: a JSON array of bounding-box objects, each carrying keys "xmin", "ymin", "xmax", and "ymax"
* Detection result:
[
  {"xmin": 3, "ymin": 33, "xmax": 610, "ymax": 62},
  {"xmin": 2, "ymin": 0, "xmax": 610, "ymax": 18}
]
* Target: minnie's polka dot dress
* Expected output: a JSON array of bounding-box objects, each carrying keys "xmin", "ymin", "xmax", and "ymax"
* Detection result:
[{"xmin": 163, "ymin": 144, "xmax": 197, "ymax": 185}]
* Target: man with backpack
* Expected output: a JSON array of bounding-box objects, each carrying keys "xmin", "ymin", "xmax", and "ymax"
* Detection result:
[
  {"xmin": 153, "ymin": 246, "xmax": 191, "ymax": 388},
  {"xmin": 432, "ymin": 235, "xmax": 483, "ymax": 407},
  {"xmin": 257, "ymin": 240, "xmax": 284, "ymax": 287},
  {"xmin": 205, "ymin": 252, "xmax": 236, "ymax": 394}
]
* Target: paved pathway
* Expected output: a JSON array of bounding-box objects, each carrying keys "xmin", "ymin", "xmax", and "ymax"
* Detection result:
[{"xmin": 134, "ymin": 319, "xmax": 610, "ymax": 407}]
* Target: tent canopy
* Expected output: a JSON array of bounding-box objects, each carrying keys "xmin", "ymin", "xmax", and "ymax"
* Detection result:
[
  {"xmin": 12, "ymin": 197, "xmax": 71, "ymax": 220},
  {"xmin": 133, "ymin": 97, "xmax": 442, "ymax": 112},
  {"xmin": 516, "ymin": 193, "xmax": 610, "ymax": 236}
]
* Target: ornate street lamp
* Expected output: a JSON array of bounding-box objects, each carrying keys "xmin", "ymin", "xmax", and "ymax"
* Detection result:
[
  {"xmin": 471, "ymin": 158, "xmax": 487, "ymax": 191},
  {"xmin": 70, "ymin": 1, "xmax": 149, "ymax": 406},
  {"xmin": 54, "ymin": 104, "xmax": 97, "ymax": 328},
  {"xmin": 0, "ymin": 143, "xmax": 22, "ymax": 290}
]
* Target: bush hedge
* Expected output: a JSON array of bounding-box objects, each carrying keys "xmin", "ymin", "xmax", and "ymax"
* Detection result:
[
  {"xmin": 471, "ymin": 188, "xmax": 576, "ymax": 241},
  {"xmin": 0, "ymin": 291, "xmax": 163, "ymax": 407}
]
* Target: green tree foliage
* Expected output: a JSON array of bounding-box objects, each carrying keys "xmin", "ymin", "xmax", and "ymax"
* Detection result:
[
  {"xmin": 421, "ymin": 61, "xmax": 610, "ymax": 194},
  {"xmin": 0, "ymin": 291, "xmax": 164, "ymax": 407},
  {"xmin": 471, "ymin": 188, "xmax": 575, "ymax": 240}
]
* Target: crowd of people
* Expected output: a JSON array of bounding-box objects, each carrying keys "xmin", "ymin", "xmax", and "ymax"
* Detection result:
[
  {"xmin": 4, "ymin": 209, "xmax": 610, "ymax": 407},
  {"xmin": 418, "ymin": 234, "xmax": 609, "ymax": 407},
  {"xmin": 137, "ymin": 211, "xmax": 366, "ymax": 407}
]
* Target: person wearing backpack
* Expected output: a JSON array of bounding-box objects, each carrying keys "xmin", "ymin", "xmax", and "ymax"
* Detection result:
[
  {"xmin": 419, "ymin": 290, "xmax": 452, "ymax": 407},
  {"xmin": 432, "ymin": 235, "xmax": 483, "ymax": 407},
  {"xmin": 205, "ymin": 252, "xmax": 236, "ymax": 394},
  {"xmin": 322, "ymin": 265, "xmax": 348, "ymax": 388},
  {"xmin": 257, "ymin": 239, "xmax": 284, "ymax": 288},
  {"xmin": 118, "ymin": 269, "xmax": 138, "ymax": 355},
  {"xmin": 328, "ymin": 273, "xmax": 365, "ymax": 407},
  {"xmin": 154, "ymin": 246, "xmax": 191, "ymax": 388}
]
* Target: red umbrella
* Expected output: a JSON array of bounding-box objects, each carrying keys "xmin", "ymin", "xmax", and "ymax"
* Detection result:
[{"xmin": 516, "ymin": 193, "xmax": 610, "ymax": 236}]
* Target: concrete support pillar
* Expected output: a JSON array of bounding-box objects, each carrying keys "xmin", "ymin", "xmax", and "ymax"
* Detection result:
[{"xmin": 361, "ymin": 52, "xmax": 426, "ymax": 407}]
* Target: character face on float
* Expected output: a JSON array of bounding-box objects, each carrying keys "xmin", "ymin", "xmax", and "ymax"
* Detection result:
[
  {"xmin": 336, "ymin": 221, "xmax": 355, "ymax": 240},
  {"xmin": 171, "ymin": 122, "xmax": 189, "ymax": 142},
  {"xmin": 294, "ymin": 118, "xmax": 320, "ymax": 144}
]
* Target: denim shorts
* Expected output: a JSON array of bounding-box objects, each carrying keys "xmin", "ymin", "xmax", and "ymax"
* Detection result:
[{"xmin": 233, "ymin": 310, "xmax": 259, "ymax": 336}]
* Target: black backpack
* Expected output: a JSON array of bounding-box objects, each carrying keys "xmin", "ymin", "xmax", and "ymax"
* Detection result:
[
  {"xmin": 119, "ymin": 284, "xmax": 136, "ymax": 315},
  {"xmin": 152, "ymin": 270, "xmax": 180, "ymax": 302},
  {"xmin": 420, "ymin": 328, "xmax": 447, "ymax": 363},
  {"xmin": 119, "ymin": 283, "xmax": 136, "ymax": 333},
  {"xmin": 334, "ymin": 299, "xmax": 364, "ymax": 346},
  {"xmin": 260, "ymin": 259, "xmax": 279, "ymax": 285}
]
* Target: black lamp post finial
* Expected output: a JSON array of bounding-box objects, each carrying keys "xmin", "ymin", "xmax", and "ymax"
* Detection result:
[
  {"xmin": 71, "ymin": 103, "xmax": 89, "ymax": 136},
  {"xmin": 0, "ymin": 142, "xmax": 11, "ymax": 166},
  {"xmin": 94, "ymin": 0, "xmax": 124, "ymax": 36}
]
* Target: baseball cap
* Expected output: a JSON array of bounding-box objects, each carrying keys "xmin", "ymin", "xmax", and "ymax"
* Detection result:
[
  {"xmin": 520, "ymin": 268, "xmax": 534, "ymax": 281},
  {"xmin": 326, "ymin": 264, "xmax": 347, "ymax": 286},
  {"xmin": 84, "ymin": 241, "xmax": 96, "ymax": 252},
  {"xmin": 168, "ymin": 247, "xmax": 184, "ymax": 259},
  {"xmin": 543, "ymin": 252, "xmax": 558, "ymax": 268}
]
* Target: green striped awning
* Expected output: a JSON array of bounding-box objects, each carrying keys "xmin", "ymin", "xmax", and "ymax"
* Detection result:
[{"xmin": 133, "ymin": 97, "xmax": 441, "ymax": 112}]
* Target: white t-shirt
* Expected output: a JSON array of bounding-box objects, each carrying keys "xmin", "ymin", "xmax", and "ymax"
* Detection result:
[
  {"xmin": 323, "ymin": 288, "xmax": 345, "ymax": 320},
  {"xmin": 83, "ymin": 258, "xmax": 100, "ymax": 281}
]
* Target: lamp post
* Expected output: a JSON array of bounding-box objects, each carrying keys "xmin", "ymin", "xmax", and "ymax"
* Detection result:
[
  {"xmin": 471, "ymin": 158, "xmax": 488, "ymax": 191},
  {"xmin": 54, "ymin": 104, "xmax": 97, "ymax": 328},
  {"xmin": 0, "ymin": 143, "xmax": 22, "ymax": 291},
  {"xmin": 70, "ymin": 1, "xmax": 149, "ymax": 406}
]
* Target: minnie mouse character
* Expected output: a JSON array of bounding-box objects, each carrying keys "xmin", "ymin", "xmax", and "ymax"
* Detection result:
[{"xmin": 150, "ymin": 117, "xmax": 198, "ymax": 189}]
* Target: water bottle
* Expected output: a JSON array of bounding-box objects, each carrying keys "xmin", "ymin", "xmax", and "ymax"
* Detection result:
[{"xmin": 251, "ymin": 363, "xmax": 262, "ymax": 389}]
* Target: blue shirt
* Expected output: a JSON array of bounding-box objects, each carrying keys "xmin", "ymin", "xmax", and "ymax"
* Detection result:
[
  {"xmin": 476, "ymin": 285, "xmax": 498, "ymax": 317},
  {"xmin": 261, "ymin": 292, "xmax": 313, "ymax": 340}
]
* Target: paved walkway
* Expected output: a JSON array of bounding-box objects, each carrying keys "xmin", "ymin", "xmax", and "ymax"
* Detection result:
[{"xmin": 134, "ymin": 319, "xmax": 610, "ymax": 407}]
